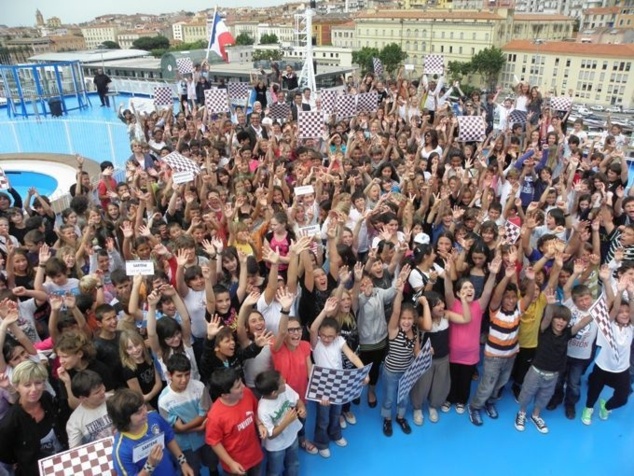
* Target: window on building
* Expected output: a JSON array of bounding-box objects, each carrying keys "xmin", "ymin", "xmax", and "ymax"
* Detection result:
[{"xmin": 566, "ymin": 59, "xmax": 571, "ymax": 67}]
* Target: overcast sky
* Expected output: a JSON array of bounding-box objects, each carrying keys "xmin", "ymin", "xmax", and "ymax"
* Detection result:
[{"xmin": 6, "ymin": 0, "xmax": 290, "ymax": 27}]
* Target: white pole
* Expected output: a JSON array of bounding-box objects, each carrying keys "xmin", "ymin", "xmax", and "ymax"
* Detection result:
[{"xmin": 206, "ymin": 6, "xmax": 218, "ymax": 62}]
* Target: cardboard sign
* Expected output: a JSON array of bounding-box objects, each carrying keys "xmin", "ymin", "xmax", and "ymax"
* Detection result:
[
  {"xmin": 126, "ymin": 260, "xmax": 155, "ymax": 276},
  {"xmin": 172, "ymin": 170, "xmax": 195, "ymax": 184},
  {"xmin": 404, "ymin": 64, "xmax": 415, "ymax": 71},
  {"xmin": 132, "ymin": 433, "xmax": 164, "ymax": 463},
  {"xmin": 299, "ymin": 225, "xmax": 321, "ymax": 238},
  {"xmin": 294, "ymin": 185, "xmax": 315, "ymax": 196}
]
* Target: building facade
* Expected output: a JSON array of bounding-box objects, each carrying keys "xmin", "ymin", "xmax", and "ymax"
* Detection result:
[
  {"xmin": 331, "ymin": 22, "xmax": 356, "ymax": 48},
  {"xmin": 181, "ymin": 22, "xmax": 208, "ymax": 43},
  {"xmin": 81, "ymin": 25, "xmax": 120, "ymax": 49},
  {"xmin": 501, "ymin": 39, "xmax": 634, "ymax": 107}
]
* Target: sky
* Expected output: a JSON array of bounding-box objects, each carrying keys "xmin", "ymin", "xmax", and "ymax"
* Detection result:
[{"xmin": 5, "ymin": 0, "xmax": 291, "ymax": 27}]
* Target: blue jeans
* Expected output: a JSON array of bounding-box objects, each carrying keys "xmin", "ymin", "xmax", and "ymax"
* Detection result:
[
  {"xmin": 381, "ymin": 368, "xmax": 407, "ymax": 419},
  {"xmin": 471, "ymin": 355, "xmax": 515, "ymax": 409},
  {"xmin": 183, "ymin": 445, "xmax": 218, "ymax": 476},
  {"xmin": 266, "ymin": 437, "xmax": 299, "ymax": 476},
  {"xmin": 313, "ymin": 402, "xmax": 342, "ymax": 449},
  {"xmin": 552, "ymin": 356, "xmax": 590, "ymax": 407}
]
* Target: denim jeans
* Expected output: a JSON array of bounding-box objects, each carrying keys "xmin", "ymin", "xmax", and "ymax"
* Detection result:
[
  {"xmin": 552, "ymin": 356, "xmax": 591, "ymax": 407},
  {"xmin": 471, "ymin": 355, "xmax": 516, "ymax": 409},
  {"xmin": 518, "ymin": 366, "xmax": 559, "ymax": 412},
  {"xmin": 266, "ymin": 437, "xmax": 299, "ymax": 476},
  {"xmin": 183, "ymin": 445, "xmax": 218, "ymax": 476},
  {"xmin": 381, "ymin": 368, "xmax": 407, "ymax": 419},
  {"xmin": 313, "ymin": 402, "xmax": 342, "ymax": 449}
]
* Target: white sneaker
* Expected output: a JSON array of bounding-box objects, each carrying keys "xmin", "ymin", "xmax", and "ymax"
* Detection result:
[
  {"xmin": 455, "ymin": 403, "xmax": 466, "ymax": 414},
  {"xmin": 441, "ymin": 401, "xmax": 451, "ymax": 413},
  {"xmin": 343, "ymin": 411, "xmax": 357, "ymax": 425},
  {"xmin": 413, "ymin": 409, "xmax": 424, "ymax": 426},
  {"xmin": 339, "ymin": 415, "xmax": 347, "ymax": 429},
  {"xmin": 318, "ymin": 448, "xmax": 331, "ymax": 458},
  {"xmin": 334, "ymin": 437, "xmax": 348, "ymax": 447},
  {"xmin": 429, "ymin": 407, "xmax": 439, "ymax": 423}
]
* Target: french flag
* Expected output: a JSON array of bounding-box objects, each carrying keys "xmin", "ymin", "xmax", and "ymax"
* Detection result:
[{"xmin": 208, "ymin": 12, "xmax": 234, "ymax": 62}]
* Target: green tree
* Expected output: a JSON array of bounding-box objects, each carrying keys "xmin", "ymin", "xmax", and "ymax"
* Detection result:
[
  {"xmin": 253, "ymin": 49, "xmax": 282, "ymax": 61},
  {"xmin": 379, "ymin": 43, "xmax": 408, "ymax": 74},
  {"xmin": 100, "ymin": 41, "xmax": 120, "ymax": 49},
  {"xmin": 470, "ymin": 46, "xmax": 506, "ymax": 89},
  {"xmin": 132, "ymin": 35, "xmax": 170, "ymax": 51},
  {"xmin": 259, "ymin": 33, "xmax": 279, "ymax": 45},
  {"xmin": 352, "ymin": 46, "xmax": 380, "ymax": 74},
  {"xmin": 235, "ymin": 32, "xmax": 255, "ymax": 46},
  {"xmin": 447, "ymin": 60, "xmax": 472, "ymax": 83}
]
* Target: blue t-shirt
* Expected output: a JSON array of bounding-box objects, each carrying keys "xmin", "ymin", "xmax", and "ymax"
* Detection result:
[{"xmin": 112, "ymin": 411, "xmax": 176, "ymax": 476}]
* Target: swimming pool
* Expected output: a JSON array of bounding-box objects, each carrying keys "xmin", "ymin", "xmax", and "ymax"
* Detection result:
[{"xmin": 5, "ymin": 170, "xmax": 58, "ymax": 199}]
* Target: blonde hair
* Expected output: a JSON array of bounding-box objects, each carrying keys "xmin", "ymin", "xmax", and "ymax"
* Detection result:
[
  {"xmin": 11, "ymin": 360, "xmax": 48, "ymax": 387},
  {"xmin": 119, "ymin": 330, "xmax": 152, "ymax": 371},
  {"xmin": 79, "ymin": 275, "xmax": 100, "ymax": 294}
]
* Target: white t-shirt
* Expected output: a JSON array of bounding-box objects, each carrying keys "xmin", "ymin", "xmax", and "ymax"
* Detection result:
[
  {"xmin": 183, "ymin": 289, "xmax": 207, "ymax": 339},
  {"xmin": 564, "ymin": 297, "xmax": 598, "ymax": 360},
  {"xmin": 244, "ymin": 344, "xmax": 272, "ymax": 388},
  {"xmin": 595, "ymin": 322, "xmax": 633, "ymax": 373},
  {"xmin": 312, "ymin": 335, "xmax": 345, "ymax": 369},
  {"xmin": 66, "ymin": 403, "xmax": 114, "ymax": 448},
  {"xmin": 258, "ymin": 385, "xmax": 302, "ymax": 452}
]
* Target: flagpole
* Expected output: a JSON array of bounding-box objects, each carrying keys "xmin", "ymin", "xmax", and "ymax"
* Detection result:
[{"xmin": 206, "ymin": 6, "xmax": 218, "ymax": 62}]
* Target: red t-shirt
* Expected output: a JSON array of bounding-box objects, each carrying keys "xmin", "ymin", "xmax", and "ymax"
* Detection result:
[
  {"xmin": 205, "ymin": 387, "xmax": 263, "ymax": 472},
  {"xmin": 271, "ymin": 341, "xmax": 311, "ymax": 402},
  {"xmin": 97, "ymin": 177, "xmax": 117, "ymax": 208}
]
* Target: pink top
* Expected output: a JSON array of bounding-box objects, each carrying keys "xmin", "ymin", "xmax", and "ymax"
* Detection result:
[
  {"xmin": 268, "ymin": 233, "xmax": 290, "ymax": 271},
  {"xmin": 449, "ymin": 300, "xmax": 483, "ymax": 365}
]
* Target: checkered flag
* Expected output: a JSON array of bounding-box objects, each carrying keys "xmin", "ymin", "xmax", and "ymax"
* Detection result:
[
  {"xmin": 589, "ymin": 293, "xmax": 618, "ymax": 360},
  {"xmin": 153, "ymin": 86, "xmax": 173, "ymax": 107},
  {"xmin": 336, "ymin": 94, "xmax": 357, "ymax": 120},
  {"xmin": 306, "ymin": 364, "xmax": 373, "ymax": 404},
  {"xmin": 550, "ymin": 96, "xmax": 572, "ymax": 112},
  {"xmin": 298, "ymin": 110, "xmax": 323, "ymax": 139},
  {"xmin": 357, "ymin": 91, "xmax": 379, "ymax": 113},
  {"xmin": 163, "ymin": 151, "xmax": 201, "ymax": 175},
  {"xmin": 0, "ymin": 166, "xmax": 10, "ymax": 190},
  {"xmin": 424, "ymin": 54, "xmax": 445, "ymax": 75},
  {"xmin": 509, "ymin": 109, "xmax": 527, "ymax": 126},
  {"xmin": 176, "ymin": 57, "xmax": 194, "ymax": 75},
  {"xmin": 320, "ymin": 90, "xmax": 336, "ymax": 114},
  {"xmin": 373, "ymin": 57, "xmax": 384, "ymax": 76},
  {"xmin": 39, "ymin": 437, "xmax": 115, "ymax": 476},
  {"xmin": 457, "ymin": 116, "xmax": 486, "ymax": 142},
  {"xmin": 504, "ymin": 220, "xmax": 521, "ymax": 244},
  {"xmin": 204, "ymin": 89, "xmax": 229, "ymax": 114},
  {"xmin": 269, "ymin": 102, "xmax": 290, "ymax": 120},
  {"xmin": 227, "ymin": 82, "xmax": 251, "ymax": 100},
  {"xmin": 397, "ymin": 340, "xmax": 432, "ymax": 403}
]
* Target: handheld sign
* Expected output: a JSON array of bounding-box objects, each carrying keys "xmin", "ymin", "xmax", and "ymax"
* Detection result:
[
  {"xmin": 404, "ymin": 64, "xmax": 415, "ymax": 71},
  {"xmin": 294, "ymin": 185, "xmax": 315, "ymax": 196},
  {"xmin": 132, "ymin": 433, "xmax": 164, "ymax": 463},
  {"xmin": 126, "ymin": 260, "xmax": 155, "ymax": 276},
  {"xmin": 172, "ymin": 170, "xmax": 195, "ymax": 185}
]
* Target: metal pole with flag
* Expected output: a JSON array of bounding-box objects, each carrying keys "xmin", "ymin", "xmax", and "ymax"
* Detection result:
[
  {"xmin": 206, "ymin": 7, "xmax": 218, "ymax": 62},
  {"xmin": 206, "ymin": 7, "xmax": 235, "ymax": 63}
]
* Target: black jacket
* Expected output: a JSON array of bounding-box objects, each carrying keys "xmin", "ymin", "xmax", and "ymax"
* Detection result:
[{"xmin": 200, "ymin": 337, "xmax": 263, "ymax": 384}]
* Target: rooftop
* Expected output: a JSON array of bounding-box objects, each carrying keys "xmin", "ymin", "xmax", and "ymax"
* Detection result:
[
  {"xmin": 503, "ymin": 39, "xmax": 634, "ymax": 57},
  {"xmin": 584, "ymin": 6, "xmax": 621, "ymax": 15},
  {"xmin": 356, "ymin": 10, "xmax": 503, "ymax": 20},
  {"xmin": 29, "ymin": 49, "xmax": 151, "ymax": 63},
  {"xmin": 514, "ymin": 13, "xmax": 574, "ymax": 21}
]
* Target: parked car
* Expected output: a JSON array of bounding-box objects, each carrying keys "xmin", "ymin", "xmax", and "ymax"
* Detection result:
[
  {"xmin": 622, "ymin": 108, "xmax": 634, "ymax": 114},
  {"xmin": 606, "ymin": 106, "xmax": 622, "ymax": 113},
  {"xmin": 590, "ymin": 105, "xmax": 605, "ymax": 111},
  {"xmin": 577, "ymin": 106, "xmax": 591, "ymax": 115}
]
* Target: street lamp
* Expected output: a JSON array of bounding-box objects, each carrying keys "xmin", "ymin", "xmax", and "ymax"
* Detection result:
[{"xmin": 533, "ymin": 38, "xmax": 544, "ymax": 86}]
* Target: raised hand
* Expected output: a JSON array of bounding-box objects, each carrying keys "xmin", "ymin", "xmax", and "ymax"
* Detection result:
[
  {"xmin": 206, "ymin": 314, "xmax": 224, "ymax": 339},
  {"xmin": 254, "ymin": 330, "xmax": 274, "ymax": 347},
  {"xmin": 243, "ymin": 291, "xmax": 261, "ymax": 307},
  {"xmin": 324, "ymin": 297, "xmax": 339, "ymax": 316},
  {"xmin": 175, "ymin": 249, "xmax": 189, "ymax": 267},
  {"xmin": 38, "ymin": 244, "xmax": 51, "ymax": 265},
  {"xmin": 275, "ymin": 287, "xmax": 295, "ymax": 310},
  {"xmin": 49, "ymin": 294, "xmax": 63, "ymax": 311}
]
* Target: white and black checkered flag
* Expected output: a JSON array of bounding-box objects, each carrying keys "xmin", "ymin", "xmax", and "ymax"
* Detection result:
[
  {"xmin": 298, "ymin": 110, "xmax": 323, "ymax": 139},
  {"xmin": 509, "ymin": 109, "xmax": 527, "ymax": 125},
  {"xmin": 424, "ymin": 54, "xmax": 445, "ymax": 75},
  {"xmin": 204, "ymin": 89, "xmax": 229, "ymax": 114},
  {"xmin": 550, "ymin": 96, "xmax": 572, "ymax": 112},
  {"xmin": 39, "ymin": 436, "xmax": 114, "ymax": 476},
  {"xmin": 373, "ymin": 57, "xmax": 384, "ymax": 76},
  {"xmin": 0, "ymin": 167, "xmax": 10, "ymax": 190},
  {"xmin": 269, "ymin": 102, "xmax": 290, "ymax": 120},
  {"xmin": 457, "ymin": 116, "xmax": 486, "ymax": 142},
  {"xmin": 336, "ymin": 94, "xmax": 357, "ymax": 120},
  {"xmin": 163, "ymin": 151, "xmax": 201, "ymax": 175},
  {"xmin": 153, "ymin": 86, "xmax": 173, "ymax": 107},
  {"xmin": 320, "ymin": 90, "xmax": 336, "ymax": 114},
  {"xmin": 306, "ymin": 364, "xmax": 373, "ymax": 405},
  {"xmin": 227, "ymin": 82, "xmax": 251, "ymax": 100},
  {"xmin": 357, "ymin": 91, "xmax": 379, "ymax": 113},
  {"xmin": 589, "ymin": 293, "xmax": 618, "ymax": 360},
  {"xmin": 397, "ymin": 340, "xmax": 432, "ymax": 403},
  {"xmin": 504, "ymin": 220, "xmax": 521, "ymax": 244},
  {"xmin": 176, "ymin": 57, "xmax": 194, "ymax": 75}
]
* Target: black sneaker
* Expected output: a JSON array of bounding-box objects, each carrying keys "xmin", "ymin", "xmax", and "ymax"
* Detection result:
[
  {"xmin": 352, "ymin": 397, "xmax": 361, "ymax": 405},
  {"xmin": 546, "ymin": 398, "xmax": 561, "ymax": 411},
  {"xmin": 383, "ymin": 419, "xmax": 393, "ymax": 437},
  {"xmin": 484, "ymin": 402, "xmax": 499, "ymax": 419},
  {"xmin": 565, "ymin": 405, "xmax": 576, "ymax": 420},
  {"xmin": 395, "ymin": 417, "xmax": 412, "ymax": 435},
  {"xmin": 468, "ymin": 405, "xmax": 483, "ymax": 426}
]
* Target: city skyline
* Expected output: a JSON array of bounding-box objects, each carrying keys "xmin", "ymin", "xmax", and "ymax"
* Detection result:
[{"xmin": 5, "ymin": 0, "xmax": 291, "ymax": 27}]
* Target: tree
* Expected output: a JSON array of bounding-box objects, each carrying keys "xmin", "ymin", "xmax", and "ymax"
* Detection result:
[
  {"xmin": 447, "ymin": 60, "xmax": 473, "ymax": 83},
  {"xmin": 352, "ymin": 46, "xmax": 380, "ymax": 74},
  {"xmin": 253, "ymin": 49, "xmax": 282, "ymax": 61},
  {"xmin": 132, "ymin": 35, "xmax": 170, "ymax": 51},
  {"xmin": 100, "ymin": 41, "xmax": 120, "ymax": 49},
  {"xmin": 470, "ymin": 46, "xmax": 505, "ymax": 89},
  {"xmin": 235, "ymin": 32, "xmax": 255, "ymax": 46},
  {"xmin": 379, "ymin": 43, "xmax": 408, "ymax": 75},
  {"xmin": 259, "ymin": 33, "xmax": 279, "ymax": 45}
]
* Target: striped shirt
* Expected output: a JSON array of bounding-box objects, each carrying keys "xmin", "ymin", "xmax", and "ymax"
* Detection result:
[
  {"xmin": 385, "ymin": 330, "xmax": 416, "ymax": 372},
  {"xmin": 484, "ymin": 305, "xmax": 523, "ymax": 358}
]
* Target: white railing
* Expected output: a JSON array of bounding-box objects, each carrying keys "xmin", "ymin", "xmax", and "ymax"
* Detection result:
[{"xmin": 110, "ymin": 79, "xmax": 177, "ymax": 98}]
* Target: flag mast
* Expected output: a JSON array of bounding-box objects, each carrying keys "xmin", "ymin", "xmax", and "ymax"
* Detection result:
[{"xmin": 206, "ymin": 6, "xmax": 218, "ymax": 62}]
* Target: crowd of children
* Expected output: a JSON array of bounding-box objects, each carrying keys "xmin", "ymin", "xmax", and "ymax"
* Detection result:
[{"xmin": 0, "ymin": 70, "xmax": 632, "ymax": 476}]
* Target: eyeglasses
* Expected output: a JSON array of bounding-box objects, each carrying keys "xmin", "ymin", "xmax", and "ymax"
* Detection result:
[{"xmin": 287, "ymin": 327, "xmax": 302, "ymax": 333}]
